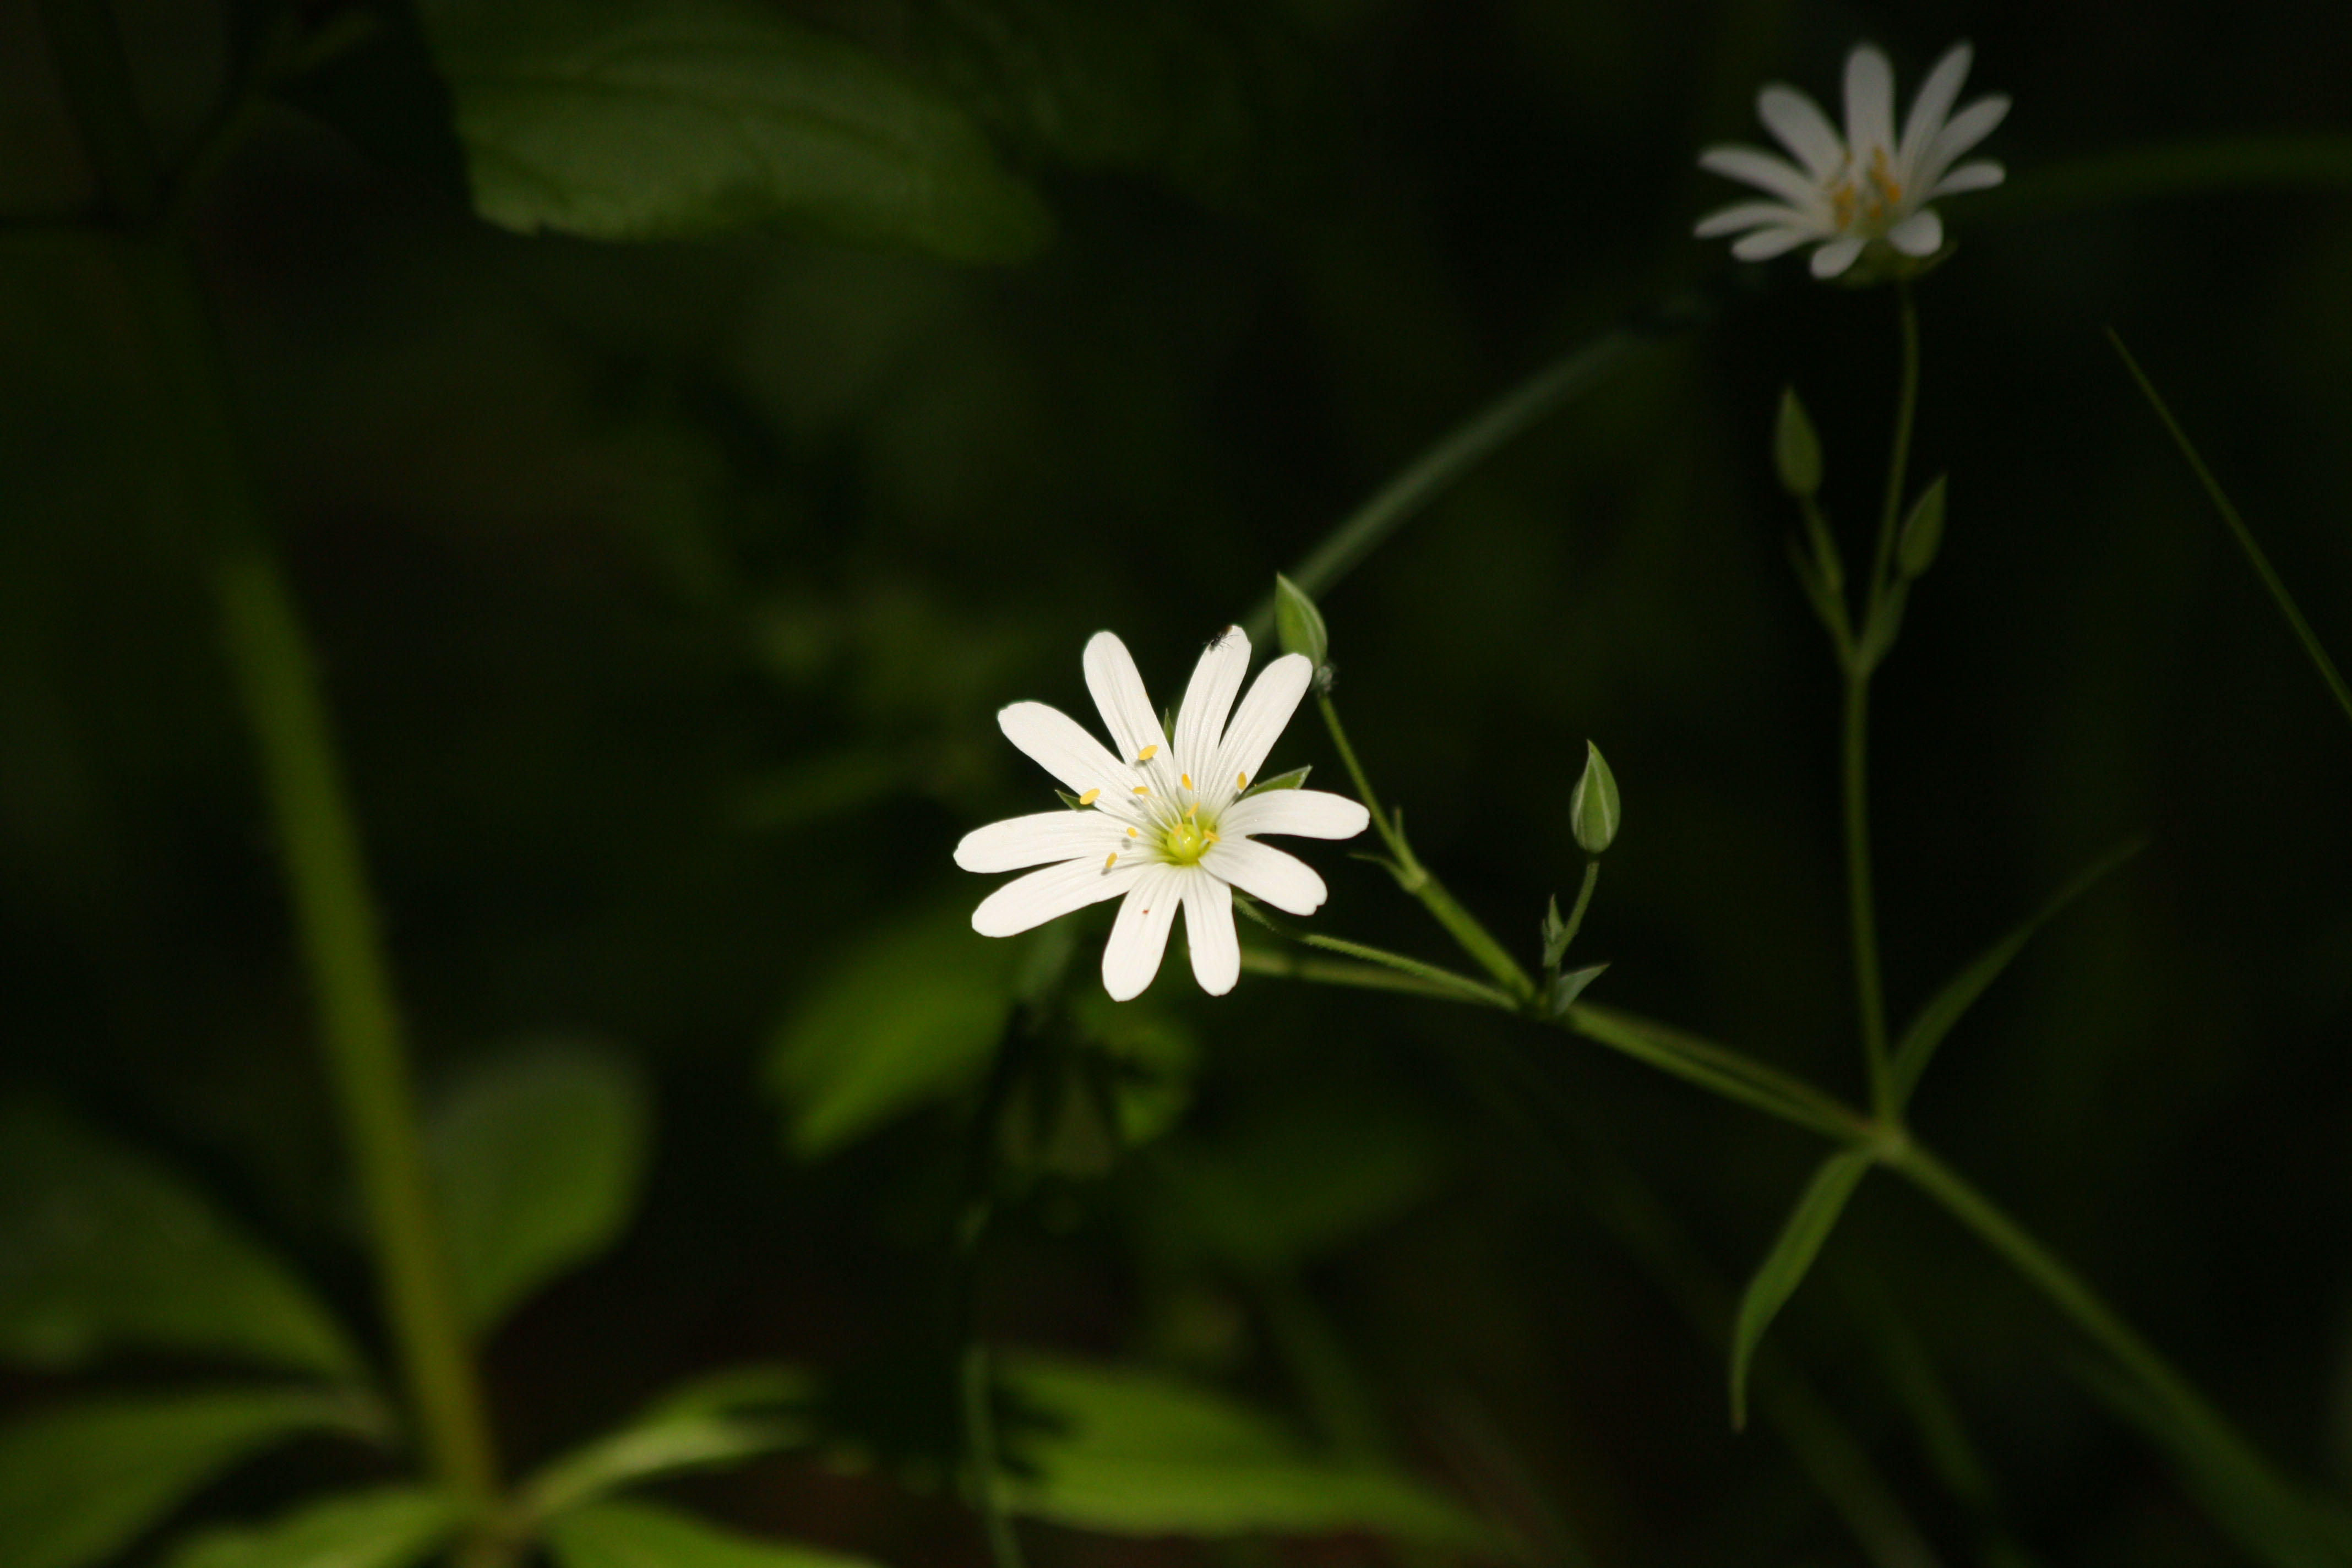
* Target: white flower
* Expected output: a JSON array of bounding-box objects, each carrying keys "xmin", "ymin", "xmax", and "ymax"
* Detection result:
[
  {"xmin": 955, "ymin": 627, "xmax": 1370, "ymax": 1000},
  {"xmin": 1695, "ymin": 41, "xmax": 2008, "ymax": 280}
]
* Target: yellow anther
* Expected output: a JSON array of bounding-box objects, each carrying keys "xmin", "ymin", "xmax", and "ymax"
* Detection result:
[
  {"xmin": 1133, "ymin": 785, "xmax": 1150, "ymax": 795},
  {"xmin": 1126, "ymin": 826, "xmax": 1137, "ymax": 837},
  {"xmin": 1137, "ymin": 744, "xmax": 1159, "ymax": 761},
  {"xmin": 1180, "ymin": 773, "xmax": 1193, "ymax": 790},
  {"xmin": 1205, "ymin": 829, "xmax": 1220, "ymax": 843},
  {"xmin": 1077, "ymin": 788, "xmax": 1099, "ymax": 805},
  {"xmin": 1104, "ymin": 852, "xmax": 1118, "ymax": 869},
  {"xmin": 1235, "ymin": 771, "xmax": 1248, "ymax": 789},
  {"xmin": 1869, "ymin": 146, "xmax": 1902, "ymax": 205},
  {"xmin": 1831, "ymin": 181, "xmax": 1856, "ymax": 230}
]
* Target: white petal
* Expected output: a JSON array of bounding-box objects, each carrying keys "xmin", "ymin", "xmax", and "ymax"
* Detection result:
[
  {"xmin": 1809, "ymin": 237, "xmax": 1866, "ymax": 279},
  {"xmin": 1757, "ymin": 84, "xmax": 1845, "ymax": 181},
  {"xmin": 1842, "ymin": 45, "xmax": 1896, "ymax": 162},
  {"xmin": 1207, "ymin": 654, "xmax": 1314, "ymax": 810},
  {"xmin": 1733, "ymin": 226, "xmax": 1820, "ymax": 261},
  {"xmin": 1698, "ymin": 145, "xmax": 1818, "ymax": 206},
  {"xmin": 1082, "ymin": 631, "xmax": 1170, "ymax": 769},
  {"xmin": 973, "ymin": 856, "xmax": 1141, "ymax": 938},
  {"xmin": 955, "ymin": 811, "xmax": 1126, "ymax": 873},
  {"xmin": 1182, "ymin": 873, "xmax": 1238, "ymax": 996},
  {"xmin": 1219, "ymin": 788, "xmax": 1371, "ymax": 842},
  {"xmin": 1202, "ymin": 838, "xmax": 1327, "ymax": 916},
  {"xmin": 1899, "ymin": 42, "xmax": 1974, "ymax": 168},
  {"xmin": 1917, "ymin": 96, "xmax": 2009, "ymax": 189},
  {"xmin": 1887, "ymin": 208, "xmax": 1943, "ymax": 256},
  {"xmin": 1102, "ymin": 865, "xmax": 1182, "ymax": 1000},
  {"xmin": 1695, "ymin": 200, "xmax": 1807, "ymax": 238},
  {"xmin": 998, "ymin": 701, "xmax": 1137, "ymax": 800},
  {"xmin": 1173, "ymin": 627, "xmax": 1250, "ymax": 778},
  {"xmin": 1928, "ymin": 159, "xmax": 2005, "ymax": 199}
]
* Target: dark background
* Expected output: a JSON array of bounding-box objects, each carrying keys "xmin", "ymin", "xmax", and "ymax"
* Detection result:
[{"xmin": 6, "ymin": 0, "xmax": 2352, "ymax": 1562}]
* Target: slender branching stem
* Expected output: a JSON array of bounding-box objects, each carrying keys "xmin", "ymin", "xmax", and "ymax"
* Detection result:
[
  {"xmin": 36, "ymin": 0, "xmax": 502, "ymax": 1535},
  {"xmin": 957, "ymin": 1199, "xmax": 1025, "ymax": 1568},
  {"xmin": 1872, "ymin": 281, "xmax": 1921, "ymax": 601}
]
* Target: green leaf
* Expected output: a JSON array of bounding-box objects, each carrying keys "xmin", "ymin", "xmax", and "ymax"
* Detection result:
[
  {"xmin": 1774, "ymin": 385, "xmax": 1822, "ymax": 498},
  {"xmin": 1146, "ymin": 1102, "xmax": 1440, "ymax": 1274},
  {"xmin": 421, "ymin": 0, "xmax": 1050, "ymax": 262},
  {"xmin": 1239, "ymin": 764, "xmax": 1311, "ymax": 797},
  {"xmin": 1855, "ymin": 579, "xmax": 1908, "ymax": 672},
  {"xmin": 520, "ymin": 1367, "xmax": 817, "ymax": 1522},
  {"xmin": 1896, "ymin": 474, "xmax": 1947, "ymax": 578},
  {"xmin": 1888, "ymin": 839, "xmax": 2145, "ymax": 1109},
  {"xmin": 0, "ymin": 1389, "xmax": 378, "ymax": 1568},
  {"xmin": 426, "ymin": 1042, "xmax": 650, "ymax": 1335},
  {"xmin": 1271, "ymin": 575, "xmax": 1329, "ymax": 667},
  {"xmin": 545, "ymin": 1498, "xmax": 878, "ymax": 1568},
  {"xmin": 162, "ymin": 1487, "xmax": 460, "ymax": 1568},
  {"xmin": 0, "ymin": 1104, "xmax": 361, "ymax": 1379},
  {"xmin": 1729, "ymin": 1150, "xmax": 1875, "ymax": 1432},
  {"xmin": 767, "ymin": 900, "xmax": 1019, "ymax": 1159},
  {"xmin": 995, "ymin": 1354, "xmax": 1498, "ymax": 1547},
  {"xmin": 1547, "ymin": 961, "xmax": 1608, "ymax": 1017}
]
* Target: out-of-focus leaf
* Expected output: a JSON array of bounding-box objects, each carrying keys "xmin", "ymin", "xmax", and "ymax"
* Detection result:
[
  {"xmin": 767, "ymin": 901, "xmax": 1018, "ymax": 1158},
  {"xmin": 1887, "ymin": 839, "xmax": 2144, "ymax": 1109},
  {"xmin": 1146, "ymin": 1102, "xmax": 1440, "ymax": 1272},
  {"xmin": 544, "ymin": 1498, "xmax": 878, "ymax": 1568},
  {"xmin": 0, "ymin": 1104, "xmax": 360, "ymax": 1379},
  {"xmin": 0, "ymin": 1390, "xmax": 378, "ymax": 1568},
  {"xmin": 163, "ymin": 1486, "xmax": 460, "ymax": 1568},
  {"xmin": 1070, "ymin": 993, "xmax": 1198, "ymax": 1147},
  {"xmin": 996, "ymin": 1354, "xmax": 1498, "ymax": 1547},
  {"xmin": 519, "ymin": 1365, "xmax": 816, "ymax": 1523},
  {"xmin": 425, "ymin": 1042, "xmax": 649, "ymax": 1334},
  {"xmin": 420, "ymin": 0, "xmax": 1050, "ymax": 261},
  {"xmin": 1729, "ymin": 1150, "xmax": 1874, "ymax": 1431}
]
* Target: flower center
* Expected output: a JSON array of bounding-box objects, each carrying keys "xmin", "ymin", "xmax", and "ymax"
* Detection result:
[
  {"xmin": 1828, "ymin": 146, "xmax": 1904, "ymax": 235},
  {"xmin": 1162, "ymin": 810, "xmax": 1218, "ymax": 866}
]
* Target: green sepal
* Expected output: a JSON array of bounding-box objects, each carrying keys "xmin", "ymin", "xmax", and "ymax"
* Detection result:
[
  {"xmin": 1897, "ymin": 474, "xmax": 1947, "ymax": 578},
  {"xmin": 1855, "ymin": 580, "xmax": 1909, "ymax": 673},
  {"xmin": 1547, "ymin": 962, "xmax": 1608, "ymax": 1017},
  {"xmin": 1774, "ymin": 386, "xmax": 1822, "ymax": 499},
  {"xmin": 1272, "ymin": 574, "xmax": 1330, "ymax": 668},
  {"xmin": 1242, "ymin": 765, "xmax": 1312, "ymax": 797},
  {"xmin": 1055, "ymin": 788, "xmax": 1086, "ymax": 811},
  {"xmin": 1539, "ymin": 896, "xmax": 1569, "ymax": 969}
]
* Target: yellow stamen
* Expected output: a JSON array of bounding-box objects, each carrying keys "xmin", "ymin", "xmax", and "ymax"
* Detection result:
[
  {"xmin": 1236, "ymin": 771, "xmax": 1248, "ymax": 789},
  {"xmin": 1205, "ymin": 829, "xmax": 1219, "ymax": 843},
  {"xmin": 1180, "ymin": 773, "xmax": 1193, "ymax": 790},
  {"xmin": 1869, "ymin": 146, "xmax": 1902, "ymax": 206},
  {"xmin": 1133, "ymin": 785, "xmax": 1150, "ymax": 795},
  {"xmin": 1104, "ymin": 852, "xmax": 1118, "ymax": 869},
  {"xmin": 1126, "ymin": 826, "xmax": 1137, "ymax": 837},
  {"xmin": 1831, "ymin": 181, "xmax": 1856, "ymax": 231},
  {"xmin": 1137, "ymin": 744, "xmax": 1158, "ymax": 761},
  {"xmin": 1077, "ymin": 788, "xmax": 1099, "ymax": 805}
]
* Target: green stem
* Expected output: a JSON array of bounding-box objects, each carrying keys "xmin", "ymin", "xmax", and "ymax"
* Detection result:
[
  {"xmin": 2108, "ymin": 330, "xmax": 2352, "ymax": 734},
  {"xmin": 957, "ymin": 1201, "xmax": 1025, "ymax": 1568},
  {"xmin": 1316, "ymin": 694, "xmax": 1538, "ymax": 1003},
  {"xmin": 1547, "ymin": 859, "xmax": 1600, "ymax": 978},
  {"xmin": 1235, "ymin": 945, "xmax": 1493, "ymax": 1003},
  {"xmin": 1873, "ymin": 281, "xmax": 1921, "ymax": 601},
  {"xmin": 37, "ymin": 0, "xmax": 501, "ymax": 1526},
  {"xmin": 1299, "ymin": 933, "xmax": 1521, "ymax": 1009},
  {"xmin": 1844, "ymin": 672, "xmax": 1891, "ymax": 1118}
]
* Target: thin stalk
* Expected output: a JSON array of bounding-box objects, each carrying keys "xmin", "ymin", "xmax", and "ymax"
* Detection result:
[
  {"xmin": 36, "ymin": 0, "xmax": 501, "ymax": 1527},
  {"xmin": 957, "ymin": 1201, "xmax": 1025, "ymax": 1568},
  {"xmin": 1872, "ymin": 281, "xmax": 1921, "ymax": 600},
  {"xmin": 2108, "ymin": 330, "xmax": 2352, "ymax": 733},
  {"xmin": 1844, "ymin": 673, "xmax": 1891, "ymax": 1117},
  {"xmin": 1300, "ymin": 933, "xmax": 1522, "ymax": 1009},
  {"xmin": 1546, "ymin": 859, "xmax": 1600, "ymax": 983},
  {"xmin": 1235, "ymin": 945, "xmax": 1490, "ymax": 1002},
  {"xmin": 1316, "ymin": 694, "xmax": 1537, "ymax": 1002}
]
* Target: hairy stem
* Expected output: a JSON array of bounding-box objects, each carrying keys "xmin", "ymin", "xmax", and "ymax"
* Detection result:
[{"xmin": 36, "ymin": 0, "xmax": 501, "ymax": 1526}]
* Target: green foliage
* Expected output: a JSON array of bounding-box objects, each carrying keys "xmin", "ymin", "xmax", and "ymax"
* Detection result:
[
  {"xmin": 1239, "ymin": 764, "xmax": 1312, "ymax": 796},
  {"xmin": 426, "ymin": 1042, "xmax": 650, "ymax": 1334},
  {"xmin": 518, "ymin": 1365, "xmax": 815, "ymax": 1525},
  {"xmin": 0, "ymin": 1390, "xmax": 376, "ymax": 1568},
  {"xmin": 1887, "ymin": 840, "xmax": 2144, "ymax": 1108},
  {"xmin": 1774, "ymin": 386, "xmax": 1823, "ymax": 499},
  {"xmin": 0, "ymin": 1105, "xmax": 360, "ymax": 1380},
  {"xmin": 1547, "ymin": 961, "xmax": 1609, "ymax": 1017},
  {"xmin": 767, "ymin": 901, "xmax": 1020, "ymax": 1158},
  {"xmin": 544, "ymin": 1498, "xmax": 878, "ymax": 1568},
  {"xmin": 1897, "ymin": 475, "xmax": 1947, "ymax": 579},
  {"xmin": 420, "ymin": 0, "xmax": 1050, "ymax": 260},
  {"xmin": 1144, "ymin": 1102, "xmax": 1440, "ymax": 1273},
  {"xmin": 1729, "ymin": 1150, "xmax": 1875, "ymax": 1431},
  {"xmin": 996, "ymin": 1354, "xmax": 1499, "ymax": 1546},
  {"xmin": 1271, "ymin": 574, "xmax": 1329, "ymax": 668},
  {"xmin": 162, "ymin": 1487, "xmax": 460, "ymax": 1568}
]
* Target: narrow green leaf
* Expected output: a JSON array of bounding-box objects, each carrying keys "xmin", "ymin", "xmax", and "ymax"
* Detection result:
[
  {"xmin": 2108, "ymin": 330, "xmax": 2352, "ymax": 734},
  {"xmin": 520, "ymin": 1410, "xmax": 810, "ymax": 1525},
  {"xmin": 1888, "ymin": 839, "xmax": 2145, "ymax": 1108},
  {"xmin": 1547, "ymin": 962, "xmax": 1608, "ymax": 1017},
  {"xmin": 996, "ymin": 1354, "xmax": 1499, "ymax": 1547},
  {"xmin": 163, "ymin": 1487, "xmax": 460, "ymax": 1568},
  {"xmin": 1729, "ymin": 1150, "xmax": 1875, "ymax": 1432},
  {"xmin": 0, "ymin": 1389, "xmax": 377, "ymax": 1568},
  {"xmin": 1855, "ymin": 579, "xmax": 1908, "ymax": 672},
  {"xmin": 422, "ymin": 0, "xmax": 1050, "ymax": 262},
  {"xmin": 1897, "ymin": 474, "xmax": 1947, "ymax": 578},
  {"xmin": 426, "ymin": 1042, "xmax": 650, "ymax": 1335},
  {"xmin": 1240, "ymin": 764, "xmax": 1312, "ymax": 796},
  {"xmin": 545, "ymin": 1498, "xmax": 878, "ymax": 1568},
  {"xmin": 766, "ymin": 899, "xmax": 1017, "ymax": 1158},
  {"xmin": 1774, "ymin": 385, "xmax": 1822, "ymax": 498},
  {"xmin": 0, "ymin": 1105, "xmax": 361, "ymax": 1380}
]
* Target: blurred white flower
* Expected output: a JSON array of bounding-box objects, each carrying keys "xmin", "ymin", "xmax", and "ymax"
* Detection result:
[
  {"xmin": 1696, "ymin": 41, "xmax": 2008, "ymax": 280},
  {"xmin": 956, "ymin": 628, "xmax": 1369, "ymax": 1000}
]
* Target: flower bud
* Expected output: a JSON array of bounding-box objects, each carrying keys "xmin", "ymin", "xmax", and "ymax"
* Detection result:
[
  {"xmin": 1897, "ymin": 474, "xmax": 1947, "ymax": 578},
  {"xmin": 1570, "ymin": 741, "xmax": 1620, "ymax": 854},
  {"xmin": 1774, "ymin": 386, "xmax": 1822, "ymax": 499},
  {"xmin": 1272, "ymin": 574, "xmax": 1329, "ymax": 668}
]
